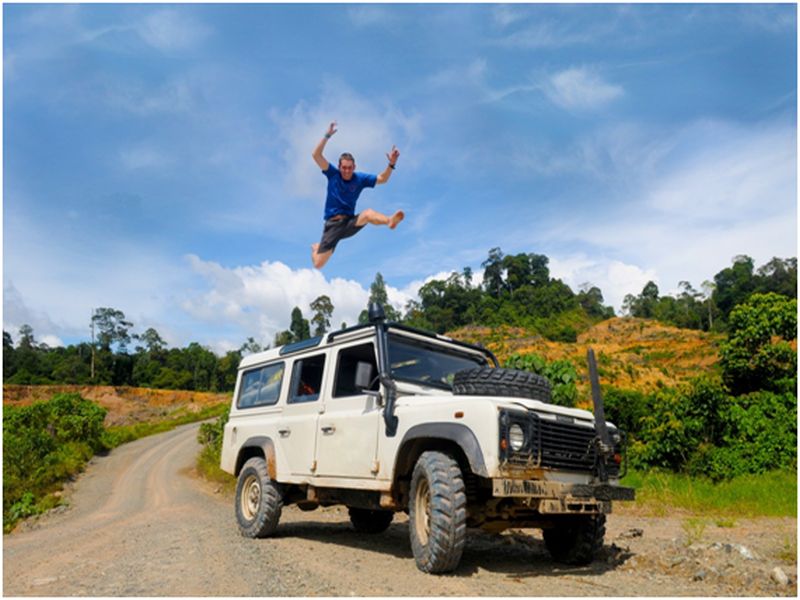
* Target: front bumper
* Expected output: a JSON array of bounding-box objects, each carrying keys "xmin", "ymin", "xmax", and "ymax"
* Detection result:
[{"xmin": 492, "ymin": 478, "xmax": 636, "ymax": 514}]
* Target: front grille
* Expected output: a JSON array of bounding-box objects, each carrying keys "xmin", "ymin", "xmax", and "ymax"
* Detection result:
[{"xmin": 500, "ymin": 411, "xmax": 623, "ymax": 476}]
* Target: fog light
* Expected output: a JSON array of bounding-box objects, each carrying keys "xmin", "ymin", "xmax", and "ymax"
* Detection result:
[{"xmin": 509, "ymin": 424, "xmax": 525, "ymax": 451}]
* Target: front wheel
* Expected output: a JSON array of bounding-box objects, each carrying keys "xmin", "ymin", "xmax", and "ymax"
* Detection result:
[
  {"xmin": 543, "ymin": 514, "xmax": 606, "ymax": 565},
  {"xmin": 235, "ymin": 457, "xmax": 282, "ymax": 538},
  {"xmin": 408, "ymin": 451, "xmax": 467, "ymax": 574}
]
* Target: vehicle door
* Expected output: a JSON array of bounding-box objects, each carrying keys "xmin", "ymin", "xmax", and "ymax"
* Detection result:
[
  {"xmin": 314, "ymin": 341, "xmax": 382, "ymax": 479},
  {"xmin": 277, "ymin": 353, "xmax": 328, "ymax": 477}
]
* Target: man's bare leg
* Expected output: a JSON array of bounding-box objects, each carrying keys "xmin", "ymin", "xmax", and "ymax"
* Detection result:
[
  {"xmin": 311, "ymin": 243, "xmax": 333, "ymax": 269},
  {"xmin": 356, "ymin": 208, "xmax": 405, "ymax": 229}
]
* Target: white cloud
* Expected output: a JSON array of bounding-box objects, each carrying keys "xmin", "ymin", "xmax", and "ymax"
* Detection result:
[
  {"xmin": 544, "ymin": 67, "xmax": 624, "ymax": 111},
  {"xmin": 181, "ymin": 255, "xmax": 414, "ymax": 345},
  {"xmin": 136, "ymin": 9, "xmax": 210, "ymax": 52},
  {"xmin": 646, "ymin": 120, "xmax": 795, "ymax": 222},
  {"xmin": 427, "ymin": 59, "xmax": 488, "ymax": 89},
  {"xmin": 120, "ymin": 145, "xmax": 171, "ymax": 170},
  {"xmin": 492, "ymin": 5, "xmax": 525, "ymax": 29},
  {"xmin": 549, "ymin": 256, "xmax": 658, "ymax": 312},
  {"xmin": 269, "ymin": 80, "xmax": 421, "ymax": 200},
  {"xmin": 488, "ymin": 19, "xmax": 614, "ymax": 49},
  {"xmin": 538, "ymin": 118, "xmax": 796, "ymax": 305},
  {"xmin": 3, "ymin": 281, "xmax": 66, "ymax": 346},
  {"xmin": 347, "ymin": 5, "xmax": 394, "ymax": 28}
]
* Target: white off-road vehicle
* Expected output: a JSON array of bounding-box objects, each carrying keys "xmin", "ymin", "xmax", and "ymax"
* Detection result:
[{"xmin": 220, "ymin": 304, "xmax": 634, "ymax": 573}]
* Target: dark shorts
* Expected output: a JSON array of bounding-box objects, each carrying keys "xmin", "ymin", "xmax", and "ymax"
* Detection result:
[{"xmin": 318, "ymin": 214, "xmax": 364, "ymax": 253}]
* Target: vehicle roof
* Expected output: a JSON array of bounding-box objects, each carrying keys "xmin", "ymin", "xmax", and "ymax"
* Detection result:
[{"xmin": 238, "ymin": 322, "xmax": 497, "ymax": 370}]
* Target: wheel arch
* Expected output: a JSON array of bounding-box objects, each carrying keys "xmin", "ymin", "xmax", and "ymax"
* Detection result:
[
  {"xmin": 393, "ymin": 423, "xmax": 488, "ymax": 481},
  {"xmin": 235, "ymin": 436, "xmax": 277, "ymax": 479}
]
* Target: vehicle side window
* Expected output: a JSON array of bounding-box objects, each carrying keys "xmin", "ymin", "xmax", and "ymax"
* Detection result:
[
  {"xmin": 289, "ymin": 354, "xmax": 325, "ymax": 403},
  {"xmin": 334, "ymin": 343, "xmax": 379, "ymax": 397},
  {"xmin": 238, "ymin": 362, "xmax": 284, "ymax": 409}
]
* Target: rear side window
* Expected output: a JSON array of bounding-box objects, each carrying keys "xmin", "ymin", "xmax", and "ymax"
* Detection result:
[
  {"xmin": 238, "ymin": 362, "xmax": 285, "ymax": 408},
  {"xmin": 289, "ymin": 354, "xmax": 326, "ymax": 403}
]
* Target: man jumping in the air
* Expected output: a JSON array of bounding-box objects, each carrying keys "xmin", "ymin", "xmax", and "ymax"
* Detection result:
[{"xmin": 310, "ymin": 121, "xmax": 404, "ymax": 269}]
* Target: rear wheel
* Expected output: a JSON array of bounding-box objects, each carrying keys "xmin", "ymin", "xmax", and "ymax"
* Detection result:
[
  {"xmin": 408, "ymin": 451, "xmax": 467, "ymax": 574},
  {"xmin": 543, "ymin": 514, "xmax": 606, "ymax": 565},
  {"xmin": 348, "ymin": 507, "xmax": 394, "ymax": 534},
  {"xmin": 235, "ymin": 457, "xmax": 282, "ymax": 538}
]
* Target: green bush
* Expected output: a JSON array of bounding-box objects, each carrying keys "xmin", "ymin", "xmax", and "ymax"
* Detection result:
[
  {"xmin": 602, "ymin": 387, "xmax": 650, "ymax": 438},
  {"xmin": 3, "ymin": 393, "xmax": 109, "ymax": 531},
  {"xmin": 504, "ymin": 353, "xmax": 578, "ymax": 407},
  {"xmin": 719, "ymin": 293, "xmax": 797, "ymax": 395},
  {"xmin": 196, "ymin": 407, "xmax": 233, "ymax": 484}
]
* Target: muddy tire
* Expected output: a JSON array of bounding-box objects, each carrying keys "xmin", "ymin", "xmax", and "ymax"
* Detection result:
[
  {"xmin": 452, "ymin": 367, "xmax": 551, "ymax": 403},
  {"xmin": 543, "ymin": 514, "xmax": 606, "ymax": 565},
  {"xmin": 348, "ymin": 507, "xmax": 394, "ymax": 534},
  {"xmin": 408, "ymin": 451, "xmax": 467, "ymax": 574},
  {"xmin": 235, "ymin": 457, "xmax": 282, "ymax": 538}
]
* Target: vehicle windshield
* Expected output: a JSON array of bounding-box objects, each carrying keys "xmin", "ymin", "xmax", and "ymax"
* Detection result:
[{"xmin": 388, "ymin": 334, "xmax": 488, "ymax": 389}]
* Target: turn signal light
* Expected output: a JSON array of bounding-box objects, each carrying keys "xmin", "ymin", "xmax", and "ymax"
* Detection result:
[
  {"xmin": 614, "ymin": 453, "xmax": 623, "ymax": 464},
  {"xmin": 500, "ymin": 438, "xmax": 508, "ymax": 450}
]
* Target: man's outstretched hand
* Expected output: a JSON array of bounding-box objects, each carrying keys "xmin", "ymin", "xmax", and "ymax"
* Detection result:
[
  {"xmin": 386, "ymin": 145, "xmax": 400, "ymax": 166},
  {"xmin": 326, "ymin": 121, "xmax": 338, "ymax": 137}
]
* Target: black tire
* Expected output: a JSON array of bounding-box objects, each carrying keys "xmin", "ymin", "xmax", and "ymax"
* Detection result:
[
  {"xmin": 452, "ymin": 367, "xmax": 551, "ymax": 403},
  {"xmin": 408, "ymin": 451, "xmax": 467, "ymax": 574},
  {"xmin": 543, "ymin": 514, "xmax": 606, "ymax": 565},
  {"xmin": 348, "ymin": 507, "xmax": 394, "ymax": 534},
  {"xmin": 235, "ymin": 457, "xmax": 282, "ymax": 538}
]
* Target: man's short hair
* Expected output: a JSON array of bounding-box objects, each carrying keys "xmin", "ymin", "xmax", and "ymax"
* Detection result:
[{"xmin": 338, "ymin": 152, "xmax": 355, "ymax": 167}]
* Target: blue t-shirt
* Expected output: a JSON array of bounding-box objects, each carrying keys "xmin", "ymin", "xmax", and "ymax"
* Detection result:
[{"xmin": 322, "ymin": 164, "xmax": 377, "ymax": 220}]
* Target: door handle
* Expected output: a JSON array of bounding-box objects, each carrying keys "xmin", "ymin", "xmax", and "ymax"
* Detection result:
[
  {"xmin": 278, "ymin": 428, "xmax": 291, "ymax": 437},
  {"xmin": 320, "ymin": 425, "xmax": 336, "ymax": 435}
]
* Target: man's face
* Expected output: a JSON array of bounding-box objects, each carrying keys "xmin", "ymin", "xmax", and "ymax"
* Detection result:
[{"xmin": 339, "ymin": 159, "xmax": 355, "ymax": 181}]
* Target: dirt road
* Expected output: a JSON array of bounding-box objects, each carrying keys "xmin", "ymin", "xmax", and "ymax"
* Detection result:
[{"xmin": 3, "ymin": 424, "xmax": 796, "ymax": 596}]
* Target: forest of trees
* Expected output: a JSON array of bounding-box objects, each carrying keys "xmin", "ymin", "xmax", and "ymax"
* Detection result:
[{"xmin": 4, "ymin": 250, "xmax": 796, "ymax": 391}]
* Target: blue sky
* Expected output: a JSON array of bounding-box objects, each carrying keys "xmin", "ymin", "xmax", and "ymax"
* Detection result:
[{"xmin": 3, "ymin": 3, "xmax": 797, "ymax": 352}]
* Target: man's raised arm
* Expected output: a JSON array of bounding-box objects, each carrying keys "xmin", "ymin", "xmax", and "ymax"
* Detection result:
[
  {"xmin": 376, "ymin": 145, "xmax": 400, "ymax": 185},
  {"xmin": 312, "ymin": 121, "xmax": 337, "ymax": 171}
]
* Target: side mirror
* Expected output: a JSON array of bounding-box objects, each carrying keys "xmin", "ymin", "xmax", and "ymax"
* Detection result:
[
  {"xmin": 355, "ymin": 361, "xmax": 383, "ymax": 405},
  {"xmin": 355, "ymin": 361, "xmax": 374, "ymax": 390}
]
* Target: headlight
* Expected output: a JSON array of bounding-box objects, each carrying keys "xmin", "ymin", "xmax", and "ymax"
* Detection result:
[{"xmin": 509, "ymin": 423, "xmax": 525, "ymax": 451}]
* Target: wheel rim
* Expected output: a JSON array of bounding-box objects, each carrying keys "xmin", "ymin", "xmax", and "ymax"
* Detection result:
[
  {"xmin": 240, "ymin": 474, "xmax": 261, "ymax": 521},
  {"xmin": 414, "ymin": 477, "xmax": 431, "ymax": 546}
]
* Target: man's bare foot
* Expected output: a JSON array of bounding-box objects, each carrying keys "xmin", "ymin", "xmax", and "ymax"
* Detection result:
[{"xmin": 389, "ymin": 210, "xmax": 405, "ymax": 230}]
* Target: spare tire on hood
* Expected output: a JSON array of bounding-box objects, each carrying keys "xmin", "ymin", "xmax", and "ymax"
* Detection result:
[{"xmin": 452, "ymin": 367, "xmax": 551, "ymax": 403}]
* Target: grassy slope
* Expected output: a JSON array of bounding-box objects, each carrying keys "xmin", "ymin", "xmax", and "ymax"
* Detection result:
[
  {"xmin": 451, "ymin": 316, "xmax": 723, "ymax": 408},
  {"xmin": 3, "ymin": 384, "xmax": 231, "ymax": 427}
]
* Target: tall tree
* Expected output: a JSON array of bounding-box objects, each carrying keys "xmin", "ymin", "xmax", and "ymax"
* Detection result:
[
  {"xmin": 135, "ymin": 327, "xmax": 166, "ymax": 353},
  {"xmin": 701, "ymin": 280, "xmax": 717, "ymax": 330},
  {"xmin": 713, "ymin": 255, "xmax": 756, "ymax": 320},
  {"xmin": 18, "ymin": 324, "xmax": 36, "ymax": 350},
  {"xmin": 363, "ymin": 273, "xmax": 400, "ymax": 321},
  {"xmin": 289, "ymin": 307, "xmax": 310, "ymax": 342},
  {"xmin": 239, "ymin": 337, "xmax": 263, "ymax": 355},
  {"xmin": 310, "ymin": 295, "xmax": 334, "ymax": 337},
  {"xmin": 481, "ymin": 247, "xmax": 505, "ymax": 298},
  {"xmin": 91, "ymin": 308, "xmax": 133, "ymax": 352}
]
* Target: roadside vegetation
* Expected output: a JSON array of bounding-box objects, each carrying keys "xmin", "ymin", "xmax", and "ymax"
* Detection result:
[
  {"xmin": 621, "ymin": 468, "xmax": 796, "ymax": 518},
  {"xmin": 3, "ymin": 392, "xmax": 227, "ymax": 532},
  {"xmin": 196, "ymin": 407, "xmax": 236, "ymax": 489}
]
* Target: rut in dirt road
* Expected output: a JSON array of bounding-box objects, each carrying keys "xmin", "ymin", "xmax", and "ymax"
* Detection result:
[{"xmin": 3, "ymin": 424, "xmax": 289, "ymax": 596}]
